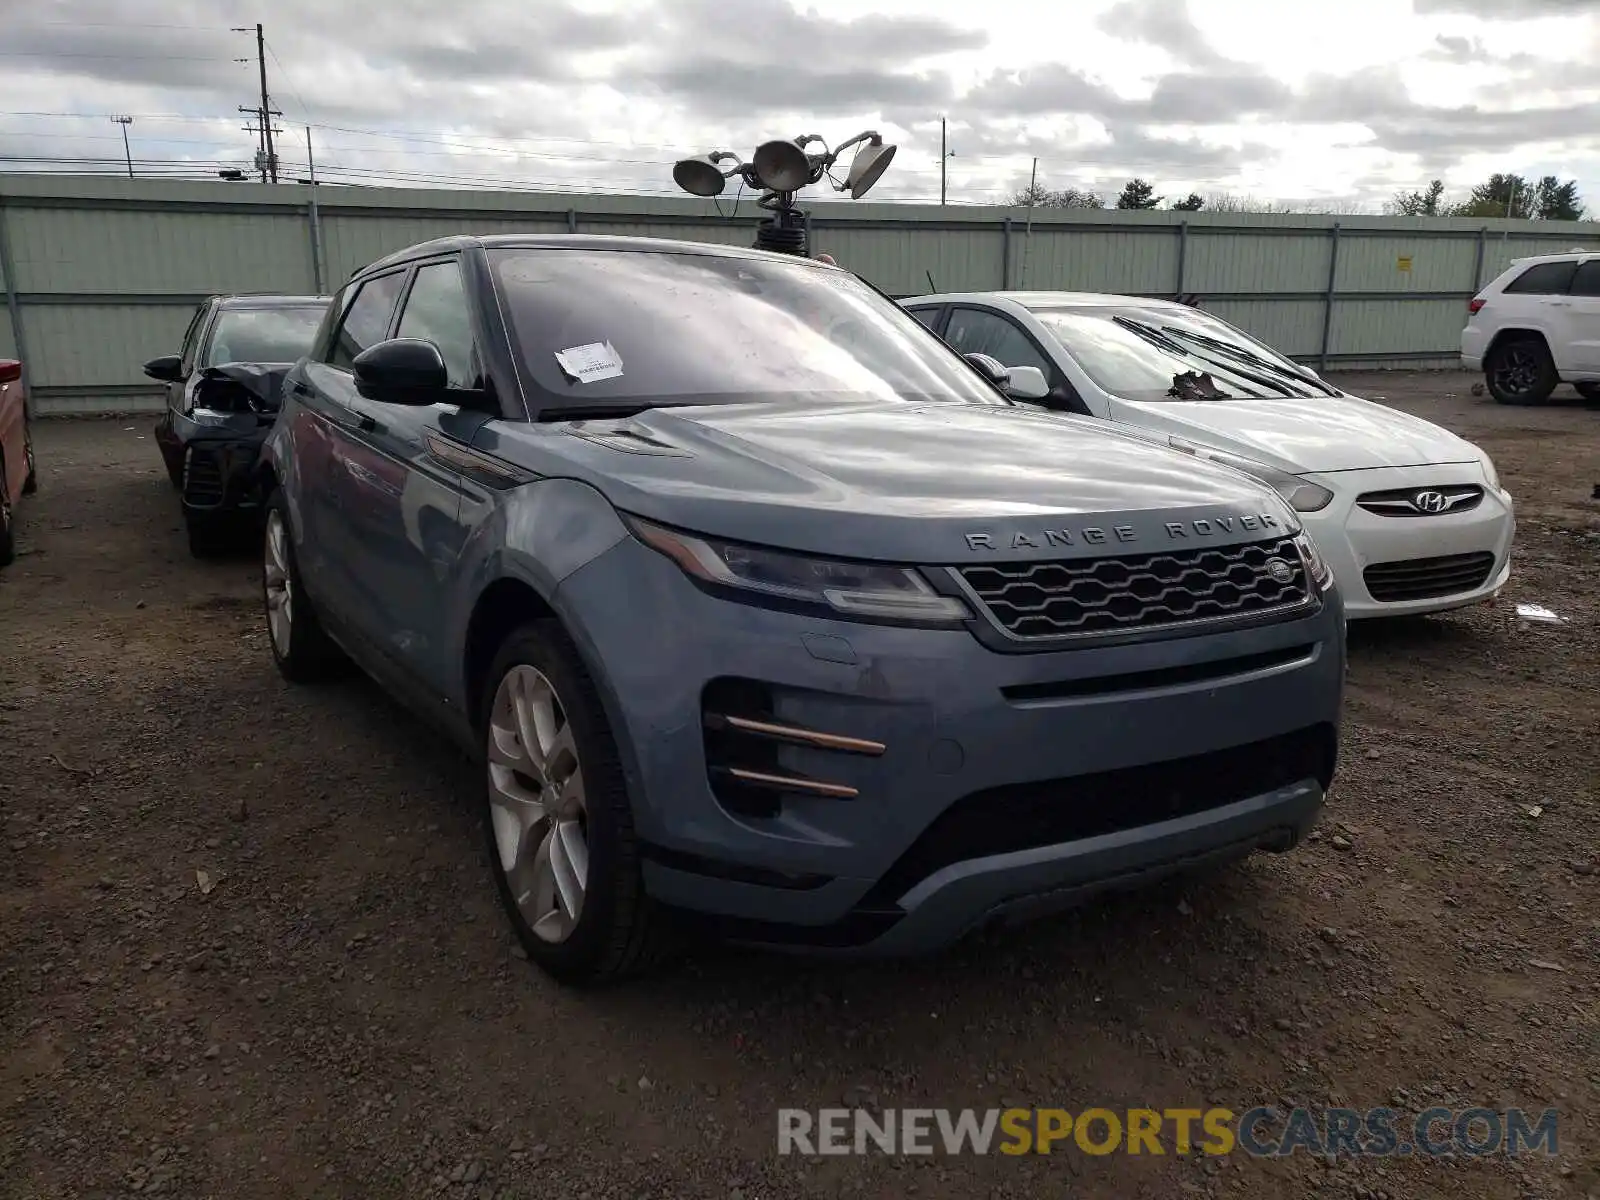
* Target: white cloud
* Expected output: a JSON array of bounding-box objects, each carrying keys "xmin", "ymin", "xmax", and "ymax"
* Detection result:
[{"xmin": 0, "ymin": 0, "xmax": 1597, "ymax": 211}]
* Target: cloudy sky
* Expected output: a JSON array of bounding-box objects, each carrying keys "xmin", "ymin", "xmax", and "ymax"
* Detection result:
[{"xmin": 1, "ymin": 0, "xmax": 1598, "ymax": 210}]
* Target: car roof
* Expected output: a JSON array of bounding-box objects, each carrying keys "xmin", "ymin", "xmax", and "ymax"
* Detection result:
[
  {"xmin": 1503, "ymin": 250, "xmax": 1599, "ymax": 267},
  {"xmin": 213, "ymin": 293, "xmax": 329, "ymax": 309},
  {"xmin": 355, "ymin": 233, "xmax": 839, "ymax": 281},
  {"xmin": 900, "ymin": 289, "xmax": 1193, "ymax": 313}
]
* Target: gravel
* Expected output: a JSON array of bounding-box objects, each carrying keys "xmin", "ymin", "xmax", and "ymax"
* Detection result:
[{"xmin": 1, "ymin": 372, "xmax": 1596, "ymax": 1198}]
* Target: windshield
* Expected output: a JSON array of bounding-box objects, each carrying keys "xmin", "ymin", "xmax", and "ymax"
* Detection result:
[
  {"xmin": 1029, "ymin": 305, "xmax": 1334, "ymax": 401},
  {"xmin": 488, "ymin": 248, "xmax": 1009, "ymax": 412},
  {"xmin": 204, "ymin": 306, "xmax": 326, "ymax": 367}
]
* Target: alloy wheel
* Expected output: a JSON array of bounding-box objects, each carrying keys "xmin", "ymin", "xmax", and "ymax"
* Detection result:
[
  {"xmin": 263, "ymin": 509, "xmax": 293, "ymax": 656},
  {"xmin": 487, "ymin": 664, "xmax": 590, "ymax": 944},
  {"xmin": 1492, "ymin": 347, "xmax": 1538, "ymax": 396}
]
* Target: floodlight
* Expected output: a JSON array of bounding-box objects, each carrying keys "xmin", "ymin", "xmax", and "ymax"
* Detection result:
[
  {"xmin": 845, "ymin": 136, "xmax": 896, "ymax": 199},
  {"xmin": 672, "ymin": 155, "xmax": 728, "ymax": 198},
  {"xmin": 669, "ymin": 128, "xmax": 901, "ymax": 256},
  {"xmin": 751, "ymin": 139, "xmax": 814, "ymax": 192}
]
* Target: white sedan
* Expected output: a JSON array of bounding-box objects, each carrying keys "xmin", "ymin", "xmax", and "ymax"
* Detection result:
[{"xmin": 902, "ymin": 290, "xmax": 1514, "ymax": 619}]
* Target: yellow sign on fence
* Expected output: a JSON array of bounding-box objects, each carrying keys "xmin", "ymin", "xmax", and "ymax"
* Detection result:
[{"xmin": 1397, "ymin": 255, "xmax": 1413, "ymax": 272}]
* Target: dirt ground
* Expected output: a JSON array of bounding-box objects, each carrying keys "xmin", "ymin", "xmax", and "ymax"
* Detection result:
[{"xmin": 2, "ymin": 371, "xmax": 1596, "ymax": 1200}]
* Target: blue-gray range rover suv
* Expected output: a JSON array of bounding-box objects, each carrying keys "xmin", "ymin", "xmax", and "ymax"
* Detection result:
[{"xmin": 261, "ymin": 234, "xmax": 1344, "ymax": 984}]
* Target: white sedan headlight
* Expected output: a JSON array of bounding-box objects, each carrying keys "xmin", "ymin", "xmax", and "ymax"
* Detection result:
[
  {"xmin": 1167, "ymin": 437, "xmax": 1334, "ymax": 513},
  {"xmin": 1479, "ymin": 454, "xmax": 1500, "ymax": 490}
]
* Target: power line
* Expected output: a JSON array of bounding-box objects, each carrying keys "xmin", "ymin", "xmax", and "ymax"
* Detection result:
[
  {"xmin": 0, "ymin": 52, "xmax": 246, "ymax": 62},
  {"xmin": 14, "ymin": 20, "xmax": 235, "ymax": 30}
]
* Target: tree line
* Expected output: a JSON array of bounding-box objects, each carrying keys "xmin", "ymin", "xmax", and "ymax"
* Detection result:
[
  {"xmin": 1386, "ymin": 174, "xmax": 1584, "ymax": 220},
  {"xmin": 1006, "ymin": 173, "xmax": 1587, "ymax": 220},
  {"xmin": 1008, "ymin": 178, "xmax": 1203, "ymax": 211}
]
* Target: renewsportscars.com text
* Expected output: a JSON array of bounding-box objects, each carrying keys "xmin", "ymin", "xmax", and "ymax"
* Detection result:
[{"xmin": 777, "ymin": 1106, "xmax": 1559, "ymax": 1158}]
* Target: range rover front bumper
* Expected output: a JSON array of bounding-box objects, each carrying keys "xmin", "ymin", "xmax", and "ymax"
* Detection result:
[{"xmin": 554, "ymin": 535, "xmax": 1345, "ymax": 955}]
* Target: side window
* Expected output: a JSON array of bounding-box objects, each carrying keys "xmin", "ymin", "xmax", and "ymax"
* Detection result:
[
  {"xmin": 1504, "ymin": 260, "xmax": 1577, "ymax": 294},
  {"xmin": 945, "ymin": 307, "xmax": 1054, "ymax": 376},
  {"xmin": 177, "ymin": 304, "xmax": 209, "ymax": 376},
  {"xmin": 327, "ymin": 270, "xmax": 408, "ymax": 370},
  {"xmin": 395, "ymin": 259, "xmax": 478, "ymax": 388},
  {"xmin": 906, "ymin": 306, "xmax": 943, "ymax": 332},
  {"xmin": 1570, "ymin": 260, "xmax": 1600, "ymax": 297}
]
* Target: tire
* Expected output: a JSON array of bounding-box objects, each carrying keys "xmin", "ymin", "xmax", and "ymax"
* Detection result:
[
  {"xmin": 0, "ymin": 470, "xmax": 13, "ymax": 569},
  {"xmin": 1484, "ymin": 337, "xmax": 1557, "ymax": 405},
  {"xmin": 186, "ymin": 513, "xmax": 235, "ymax": 559},
  {"xmin": 20, "ymin": 425, "xmax": 37, "ymax": 495},
  {"xmin": 481, "ymin": 622, "xmax": 674, "ymax": 985},
  {"xmin": 262, "ymin": 489, "xmax": 347, "ymax": 683},
  {"xmin": 1576, "ymin": 382, "xmax": 1600, "ymax": 402}
]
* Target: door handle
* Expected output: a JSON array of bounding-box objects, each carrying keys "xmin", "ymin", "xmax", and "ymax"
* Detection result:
[
  {"xmin": 1547, "ymin": 299, "xmax": 1572, "ymax": 307},
  {"xmin": 350, "ymin": 408, "xmax": 377, "ymax": 432}
]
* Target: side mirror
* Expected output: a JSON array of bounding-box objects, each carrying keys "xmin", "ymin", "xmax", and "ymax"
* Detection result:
[
  {"xmin": 963, "ymin": 352, "xmax": 1009, "ymax": 387},
  {"xmin": 1003, "ymin": 365, "xmax": 1050, "ymax": 402},
  {"xmin": 142, "ymin": 354, "xmax": 183, "ymax": 382},
  {"xmin": 352, "ymin": 338, "xmax": 448, "ymax": 405},
  {"xmin": 0, "ymin": 359, "xmax": 20, "ymax": 385}
]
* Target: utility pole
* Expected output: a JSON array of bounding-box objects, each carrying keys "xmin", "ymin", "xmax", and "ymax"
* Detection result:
[
  {"xmin": 233, "ymin": 22, "xmax": 279, "ymax": 182},
  {"xmin": 1021, "ymin": 157, "xmax": 1038, "ymax": 288},
  {"xmin": 254, "ymin": 24, "xmax": 276, "ymax": 183},
  {"xmin": 110, "ymin": 115, "xmax": 133, "ymax": 178},
  {"xmin": 939, "ymin": 117, "xmax": 955, "ymax": 205},
  {"xmin": 306, "ymin": 125, "xmax": 316, "ymax": 186}
]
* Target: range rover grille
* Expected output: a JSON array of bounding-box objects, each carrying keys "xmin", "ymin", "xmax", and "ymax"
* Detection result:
[{"xmin": 955, "ymin": 536, "xmax": 1312, "ymax": 641}]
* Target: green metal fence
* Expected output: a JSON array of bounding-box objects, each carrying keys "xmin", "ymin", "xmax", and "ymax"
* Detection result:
[{"xmin": 3, "ymin": 173, "xmax": 1596, "ymax": 415}]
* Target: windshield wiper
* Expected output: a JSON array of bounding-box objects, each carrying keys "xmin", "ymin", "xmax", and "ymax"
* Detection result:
[
  {"xmin": 1117, "ymin": 315, "xmax": 1299, "ymax": 397},
  {"xmin": 1112, "ymin": 315, "xmax": 1302, "ymax": 396},
  {"xmin": 1158, "ymin": 325, "xmax": 1340, "ymax": 396}
]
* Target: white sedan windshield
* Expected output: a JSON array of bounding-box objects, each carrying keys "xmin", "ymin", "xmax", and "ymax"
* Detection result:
[{"xmin": 1030, "ymin": 306, "xmax": 1336, "ymax": 402}]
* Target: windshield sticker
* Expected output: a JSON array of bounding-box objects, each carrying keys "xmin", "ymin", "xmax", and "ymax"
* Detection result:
[{"xmin": 554, "ymin": 341, "xmax": 624, "ymax": 384}]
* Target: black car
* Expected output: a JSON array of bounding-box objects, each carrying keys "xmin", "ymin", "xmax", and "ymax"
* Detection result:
[{"xmin": 145, "ymin": 293, "xmax": 329, "ymax": 555}]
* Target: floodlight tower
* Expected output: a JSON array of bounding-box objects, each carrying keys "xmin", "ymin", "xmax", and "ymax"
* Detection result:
[{"xmin": 671, "ymin": 131, "xmax": 898, "ymax": 257}]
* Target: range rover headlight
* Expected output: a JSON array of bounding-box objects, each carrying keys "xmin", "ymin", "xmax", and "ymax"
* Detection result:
[
  {"xmin": 628, "ymin": 517, "xmax": 970, "ymax": 626},
  {"xmin": 1294, "ymin": 531, "xmax": 1334, "ymax": 592},
  {"xmin": 1168, "ymin": 437, "xmax": 1334, "ymax": 513}
]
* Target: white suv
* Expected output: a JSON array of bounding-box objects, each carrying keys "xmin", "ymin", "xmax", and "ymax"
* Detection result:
[{"xmin": 1461, "ymin": 251, "xmax": 1600, "ymax": 405}]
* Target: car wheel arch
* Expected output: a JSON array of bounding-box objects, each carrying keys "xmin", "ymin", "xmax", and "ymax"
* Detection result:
[
  {"xmin": 462, "ymin": 575, "xmax": 560, "ymax": 730},
  {"xmin": 1485, "ymin": 327, "xmax": 1552, "ymax": 361},
  {"xmin": 459, "ymin": 572, "xmax": 650, "ymax": 832}
]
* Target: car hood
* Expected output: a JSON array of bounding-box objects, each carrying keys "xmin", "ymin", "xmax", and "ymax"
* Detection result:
[
  {"xmin": 1114, "ymin": 392, "xmax": 1482, "ymax": 474},
  {"xmin": 479, "ymin": 399, "xmax": 1301, "ymax": 564}
]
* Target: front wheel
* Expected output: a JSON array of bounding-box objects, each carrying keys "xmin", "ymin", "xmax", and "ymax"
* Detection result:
[
  {"xmin": 21, "ymin": 425, "xmax": 37, "ymax": 495},
  {"xmin": 0, "ymin": 479, "xmax": 13, "ymax": 568},
  {"xmin": 482, "ymin": 623, "xmax": 674, "ymax": 985},
  {"xmin": 1485, "ymin": 337, "xmax": 1557, "ymax": 405}
]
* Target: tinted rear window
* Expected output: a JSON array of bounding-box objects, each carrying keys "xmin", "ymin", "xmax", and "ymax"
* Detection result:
[
  {"xmin": 1504, "ymin": 261, "xmax": 1576, "ymax": 294},
  {"xmin": 487, "ymin": 248, "xmax": 1007, "ymax": 413}
]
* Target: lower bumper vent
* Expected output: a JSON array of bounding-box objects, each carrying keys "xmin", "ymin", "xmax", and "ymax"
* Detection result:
[
  {"xmin": 861, "ymin": 724, "xmax": 1337, "ymax": 906},
  {"xmin": 701, "ymin": 678, "xmax": 884, "ymax": 819},
  {"xmin": 1363, "ymin": 552, "xmax": 1495, "ymax": 602}
]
